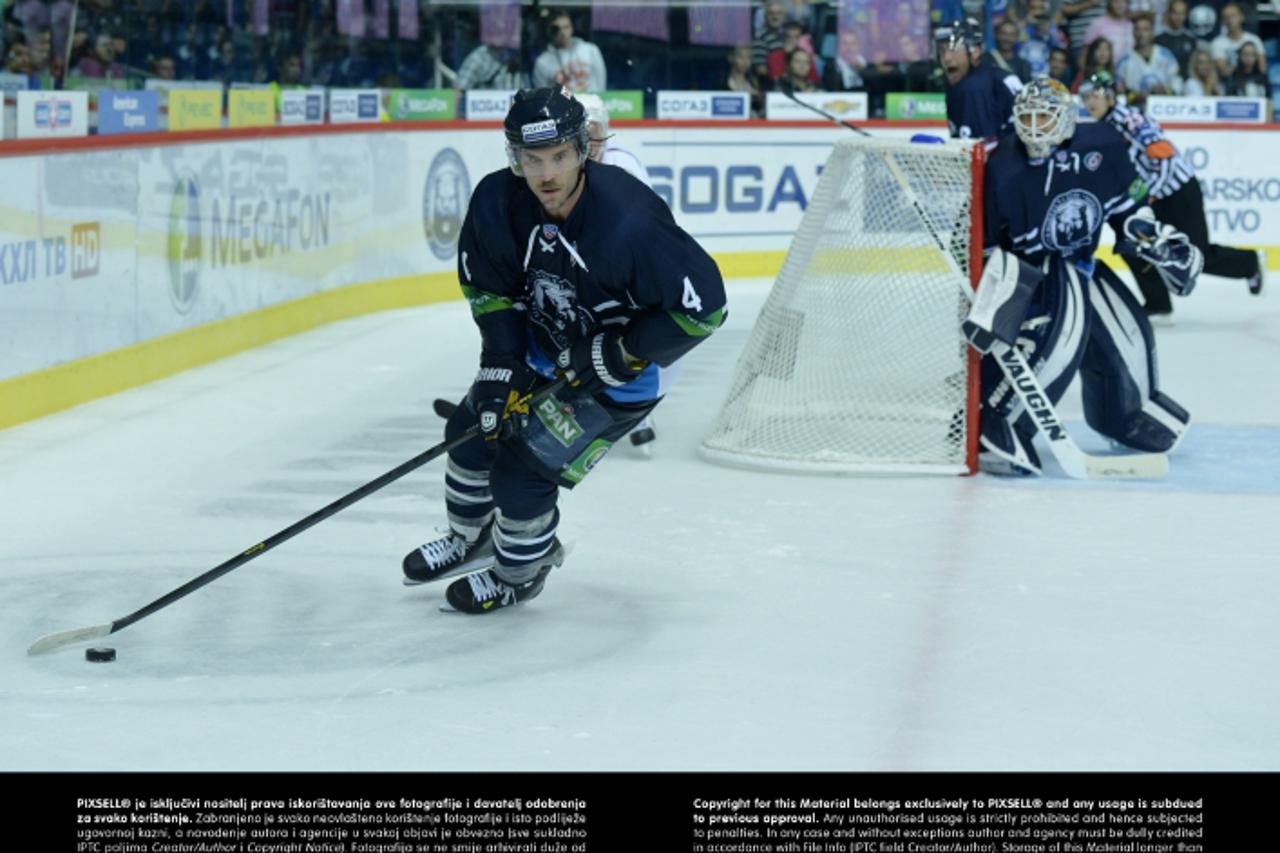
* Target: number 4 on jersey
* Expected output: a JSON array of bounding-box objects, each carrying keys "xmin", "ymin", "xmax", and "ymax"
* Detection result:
[{"xmin": 681, "ymin": 276, "xmax": 703, "ymax": 312}]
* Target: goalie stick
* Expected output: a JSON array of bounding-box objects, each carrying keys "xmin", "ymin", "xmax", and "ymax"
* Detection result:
[
  {"xmin": 27, "ymin": 376, "xmax": 570, "ymax": 656},
  {"xmin": 778, "ymin": 88, "xmax": 1167, "ymax": 479}
]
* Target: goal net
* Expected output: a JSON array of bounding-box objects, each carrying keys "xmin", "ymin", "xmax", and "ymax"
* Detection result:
[{"xmin": 700, "ymin": 135, "xmax": 985, "ymax": 475}]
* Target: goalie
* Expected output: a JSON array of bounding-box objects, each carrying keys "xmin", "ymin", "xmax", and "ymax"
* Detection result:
[{"xmin": 965, "ymin": 77, "xmax": 1202, "ymax": 475}]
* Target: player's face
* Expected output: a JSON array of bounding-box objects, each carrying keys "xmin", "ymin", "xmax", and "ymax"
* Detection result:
[
  {"xmin": 517, "ymin": 142, "xmax": 585, "ymax": 219},
  {"xmin": 939, "ymin": 43, "xmax": 972, "ymax": 85},
  {"xmin": 1082, "ymin": 89, "xmax": 1111, "ymax": 119}
]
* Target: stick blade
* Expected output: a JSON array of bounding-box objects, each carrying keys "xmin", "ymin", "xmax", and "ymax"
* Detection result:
[
  {"xmin": 1085, "ymin": 452, "xmax": 1169, "ymax": 480},
  {"xmin": 28, "ymin": 622, "xmax": 114, "ymax": 656}
]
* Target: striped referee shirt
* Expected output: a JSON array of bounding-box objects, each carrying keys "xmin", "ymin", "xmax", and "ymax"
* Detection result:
[{"xmin": 1102, "ymin": 103, "xmax": 1195, "ymax": 200}]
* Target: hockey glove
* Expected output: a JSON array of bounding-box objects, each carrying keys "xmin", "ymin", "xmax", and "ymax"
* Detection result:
[
  {"xmin": 1115, "ymin": 208, "xmax": 1203, "ymax": 297},
  {"xmin": 467, "ymin": 357, "xmax": 536, "ymax": 441},
  {"xmin": 557, "ymin": 331, "xmax": 647, "ymax": 394}
]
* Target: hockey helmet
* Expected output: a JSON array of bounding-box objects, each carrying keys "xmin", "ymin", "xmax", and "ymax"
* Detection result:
[
  {"xmin": 1013, "ymin": 76, "xmax": 1077, "ymax": 160},
  {"xmin": 503, "ymin": 86, "xmax": 589, "ymax": 174},
  {"xmin": 1078, "ymin": 70, "xmax": 1117, "ymax": 98},
  {"xmin": 575, "ymin": 92, "xmax": 611, "ymax": 161},
  {"xmin": 576, "ymin": 93, "xmax": 609, "ymax": 136},
  {"xmin": 934, "ymin": 17, "xmax": 983, "ymax": 56}
]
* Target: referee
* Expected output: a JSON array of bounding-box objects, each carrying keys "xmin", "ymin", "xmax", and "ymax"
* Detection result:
[{"xmin": 1080, "ymin": 71, "xmax": 1264, "ymax": 322}]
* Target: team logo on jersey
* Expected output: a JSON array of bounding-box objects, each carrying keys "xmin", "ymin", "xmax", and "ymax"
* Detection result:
[
  {"xmin": 423, "ymin": 148, "xmax": 471, "ymax": 261},
  {"xmin": 1084, "ymin": 151, "xmax": 1103, "ymax": 172},
  {"xmin": 166, "ymin": 171, "xmax": 202, "ymax": 315},
  {"xmin": 1041, "ymin": 189, "xmax": 1103, "ymax": 254},
  {"xmin": 543, "ymin": 224, "xmax": 559, "ymax": 241},
  {"xmin": 527, "ymin": 268, "xmax": 595, "ymax": 351}
]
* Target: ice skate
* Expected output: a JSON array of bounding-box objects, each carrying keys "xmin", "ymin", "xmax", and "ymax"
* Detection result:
[{"xmin": 402, "ymin": 522, "xmax": 494, "ymax": 585}]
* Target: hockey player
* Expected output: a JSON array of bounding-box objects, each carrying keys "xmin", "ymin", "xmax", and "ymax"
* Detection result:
[
  {"xmin": 402, "ymin": 86, "xmax": 726, "ymax": 613},
  {"xmin": 577, "ymin": 93, "xmax": 669, "ymax": 452},
  {"xmin": 1079, "ymin": 70, "xmax": 1263, "ymax": 321},
  {"xmin": 578, "ymin": 93, "xmax": 649, "ymax": 186},
  {"xmin": 935, "ymin": 17, "xmax": 1022, "ymax": 147},
  {"xmin": 968, "ymin": 77, "xmax": 1202, "ymax": 475}
]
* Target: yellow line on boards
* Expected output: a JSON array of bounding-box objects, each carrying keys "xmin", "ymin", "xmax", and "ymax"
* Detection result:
[
  {"xmin": 18, "ymin": 240, "xmax": 1264, "ymax": 433},
  {"xmin": 0, "ymin": 272, "xmax": 458, "ymax": 431}
]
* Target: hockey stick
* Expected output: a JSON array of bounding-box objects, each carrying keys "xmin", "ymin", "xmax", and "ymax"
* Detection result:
[
  {"xmin": 777, "ymin": 82, "xmax": 872, "ymax": 136},
  {"xmin": 990, "ymin": 343, "xmax": 1166, "ymax": 478},
  {"xmin": 27, "ymin": 376, "xmax": 571, "ymax": 655},
  {"xmin": 783, "ymin": 89, "xmax": 1166, "ymax": 479}
]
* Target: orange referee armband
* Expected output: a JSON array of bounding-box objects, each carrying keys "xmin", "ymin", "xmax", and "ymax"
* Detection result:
[{"xmin": 1146, "ymin": 140, "xmax": 1175, "ymax": 159}]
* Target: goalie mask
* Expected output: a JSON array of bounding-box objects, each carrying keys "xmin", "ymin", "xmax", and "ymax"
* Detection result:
[
  {"xmin": 1013, "ymin": 77, "xmax": 1077, "ymax": 160},
  {"xmin": 503, "ymin": 86, "xmax": 589, "ymax": 176}
]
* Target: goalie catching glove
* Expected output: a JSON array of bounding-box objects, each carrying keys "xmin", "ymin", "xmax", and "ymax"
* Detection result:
[
  {"xmin": 1115, "ymin": 207, "xmax": 1203, "ymax": 297},
  {"xmin": 468, "ymin": 357, "xmax": 536, "ymax": 440},
  {"xmin": 557, "ymin": 331, "xmax": 648, "ymax": 394}
]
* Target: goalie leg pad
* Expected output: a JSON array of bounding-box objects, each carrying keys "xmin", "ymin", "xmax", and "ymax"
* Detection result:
[
  {"xmin": 978, "ymin": 415, "xmax": 1043, "ymax": 476},
  {"xmin": 977, "ymin": 260, "xmax": 1089, "ymax": 475},
  {"xmin": 964, "ymin": 248, "xmax": 1044, "ymax": 353},
  {"xmin": 980, "ymin": 259, "xmax": 1088, "ymax": 425},
  {"xmin": 1080, "ymin": 264, "xmax": 1190, "ymax": 453}
]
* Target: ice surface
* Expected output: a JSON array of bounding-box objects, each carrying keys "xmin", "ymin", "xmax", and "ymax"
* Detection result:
[{"xmin": 2, "ymin": 275, "xmax": 1277, "ymax": 771}]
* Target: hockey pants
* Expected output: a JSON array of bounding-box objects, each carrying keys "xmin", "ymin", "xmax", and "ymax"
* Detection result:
[{"xmin": 440, "ymin": 389, "xmax": 655, "ymax": 579}]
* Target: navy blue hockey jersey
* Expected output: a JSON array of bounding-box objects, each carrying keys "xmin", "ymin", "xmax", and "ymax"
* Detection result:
[
  {"xmin": 456, "ymin": 159, "xmax": 726, "ymax": 402},
  {"xmin": 984, "ymin": 122, "xmax": 1149, "ymax": 267},
  {"xmin": 946, "ymin": 62, "xmax": 1021, "ymax": 143}
]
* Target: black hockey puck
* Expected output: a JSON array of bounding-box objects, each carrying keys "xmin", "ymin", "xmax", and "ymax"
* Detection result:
[{"xmin": 85, "ymin": 647, "xmax": 116, "ymax": 663}]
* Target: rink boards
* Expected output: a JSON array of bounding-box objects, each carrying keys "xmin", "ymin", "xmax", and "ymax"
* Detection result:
[{"xmin": 0, "ymin": 120, "xmax": 1275, "ymax": 428}]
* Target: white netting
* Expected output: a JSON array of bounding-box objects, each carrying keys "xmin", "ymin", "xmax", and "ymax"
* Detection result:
[{"xmin": 700, "ymin": 135, "xmax": 980, "ymax": 475}]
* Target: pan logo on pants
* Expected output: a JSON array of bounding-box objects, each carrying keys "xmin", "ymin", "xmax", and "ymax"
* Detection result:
[
  {"xmin": 423, "ymin": 148, "xmax": 471, "ymax": 260},
  {"xmin": 166, "ymin": 173, "xmax": 202, "ymax": 314}
]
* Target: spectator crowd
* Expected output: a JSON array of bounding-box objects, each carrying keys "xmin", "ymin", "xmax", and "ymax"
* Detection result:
[{"xmin": 0, "ymin": 1, "xmax": 1275, "ymax": 117}]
